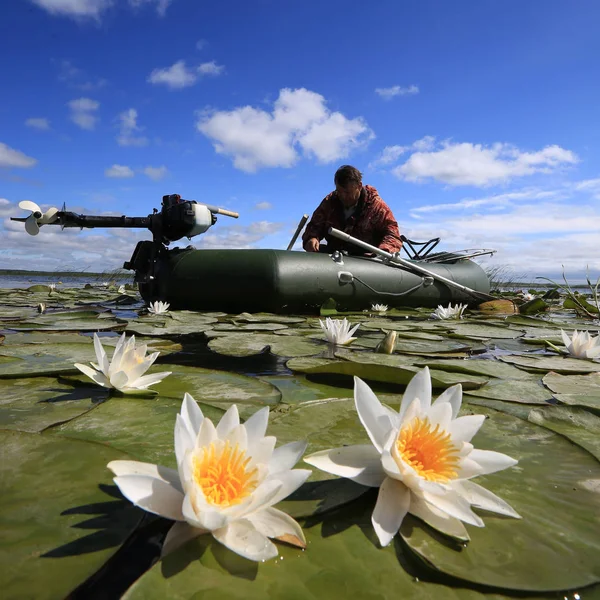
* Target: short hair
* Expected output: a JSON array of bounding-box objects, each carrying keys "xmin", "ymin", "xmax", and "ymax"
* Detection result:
[{"xmin": 334, "ymin": 165, "xmax": 362, "ymax": 187}]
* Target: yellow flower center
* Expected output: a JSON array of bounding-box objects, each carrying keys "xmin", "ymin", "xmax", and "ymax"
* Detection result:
[
  {"xmin": 193, "ymin": 441, "xmax": 258, "ymax": 507},
  {"xmin": 396, "ymin": 417, "xmax": 460, "ymax": 483}
]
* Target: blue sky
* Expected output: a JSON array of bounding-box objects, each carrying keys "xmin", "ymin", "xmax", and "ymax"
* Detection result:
[{"xmin": 1, "ymin": 0, "xmax": 599, "ymax": 280}]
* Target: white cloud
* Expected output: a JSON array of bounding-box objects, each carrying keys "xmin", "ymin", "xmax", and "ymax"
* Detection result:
[
  {"xmin": 31, "ymin": 0, "xmax": 172, "ymax": 20},
  {"xmin": 116, "ymin": 108, "xmax": 148, "ymax": 147},
  {"xmin": 128, "ymin": 0, "xmax": 172, "ymax": 17},
  {"xmin": 68, "ymin": 97, "xmax": 99, "ymax": 130},
  {"xmin": 368, "ymin": 137, "xmax": 435, "ymax": 169},
  {"xmin": 375, "ymin": 85, "xmax": 419, "ymax": 99},
  {"xmin": 575, "ymin": 178, "xmax": 600, "ymax": 199},
  {"xmin": 254, "ymin": 201, "xmax": 272, "ymax": 210},
  {"xmin": 30, "ymin": 0, "xmax": 112, "ymax": 20},
  {"xmin": 143, "ymin": 166, "xmax": 168, "ymax": 180},
  {"xmin": 196, "ymin": 39, "xmax": 208, "ymax": 50},
  {"xmin": 0, "ymin": 142, "xmax": 38, "ymax": 168},
  {"xmin": 105, "ymin": 164, "xmax": 134, "ymax": 178},
  {"xmin": 197, "ymin": 88, "xmax": 373, "ymax": 172},
  {"xmin": 197, "ymin": 221, "xmax": 285, "ymax": 249},
  {"xmin": 25, "ymin": 118, "xmax": 51, "ymax": 131},
  {"xmin": 392, "ymin": 139, "xmax": 578, "ymax": 186},
  {"xmin": 198, "ymin": 61, "xmax": 224, "ymax": 75},
  {"xmin": 147, "ymin": 60, "xmax": 225, "ymax": 89}
]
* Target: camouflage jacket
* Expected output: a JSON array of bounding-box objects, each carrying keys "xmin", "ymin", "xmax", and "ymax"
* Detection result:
[{"xmin": 302, "ymin": 185, "xmax": 402, "ymax": 254}]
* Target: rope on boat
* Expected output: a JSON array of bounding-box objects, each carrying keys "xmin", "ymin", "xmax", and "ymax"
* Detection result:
[{"xmin": 351, "ymin": 275, "xmax": 426, "ymax": 297}]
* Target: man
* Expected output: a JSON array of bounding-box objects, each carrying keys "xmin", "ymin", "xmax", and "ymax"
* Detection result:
[{"xmin": 302, "ymin": 165, "xmax": 402, "ymax": 256}]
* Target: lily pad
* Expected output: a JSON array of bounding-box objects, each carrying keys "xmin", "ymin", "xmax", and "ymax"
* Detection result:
[
  {"xmin": 446, "ymin": 323, "xmax": 524, "ymax": 340},
  {"xmin": 527, "ymin": 405, "xmax": 600, "ymax": 460},
  {"xmin": 400, "ymin": 407, "xmax": 600, "ymax": 591},
  {"xmin": 465, "ymin": 377, "xmax": 553, "ymax": 404},
  {"xmin": 0, "ymin": 376, "xmax": 106, "ymax": 432},
  {"xmin": 499, "ymin": 354, "xmax": 600, "ymax": 374},
  {"xmin": 0, "ymin": 430, "xmax": 142, "ymax": 600},
  {"xmin": 208, "ymin": 333, "xmax": 322, "ymax": 358},
  {"xmin": 412, "ymin": 358, "xmax": 534, "ymax": 380},
  {"xmin": 122, "ymin": 494, "xmax": 543, "ymax": 600},
  {"xmin": 542, "ymin": 372, "xmax": 600, "ymax": 411}
]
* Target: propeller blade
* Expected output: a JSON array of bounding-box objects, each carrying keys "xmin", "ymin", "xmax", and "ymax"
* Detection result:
[
  {"xmin": 19, "ymin": 200, "xmax": 41, "ymax": 213},
  {"xmin": 40, "ymin": 207, "xmax": 59, "ymax": 224},
  {"xmin": 25, "ymin": 215, "xmax": 40, "ymax": 236}
]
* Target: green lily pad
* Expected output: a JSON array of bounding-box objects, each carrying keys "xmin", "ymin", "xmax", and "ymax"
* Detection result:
[
  {"xmin": 542, "ymin": 372, "xmax": 600, "ymax": 411},
  {"xmin": 446, "ymin": 323, "xmax": 524, "ymax": 340},
  {"xmin": 355, "ymin": 337, "xmax": 476, "ymax": 356},
  {"xmin": 233, "ymin": 312, "xmax": 306, "ymax": 324},
  {"xmin": 400, "ymin": 407, "xmax": 600, "ymax": 591},
  {"xmin": 499, "ymin": 354, "xmax": 600, "ymax": 374},
  {"xmin": 527, "ymin": 405, "xmax": 600, "ymax": 460},
  {"xmin": 208, "ymin": 333, "xmax": 322, "ymax": 358},
  {"xmin": 212, "ymin": 323, "xmax": 289, "ymax": 332},
  {"xmin": 122, "ymin": 493, "xmax": 548, "ymax": 600},
  {"xmin": 0, "ymin": 376, "xmax": 106, "ymax": 432},
  {"xmin": 412, "ymin": 358, "xmax": 534, "ymax": 380},
  {"xmin": 259, "ymin": 374, "xmax": 354, "ymax": 404},
  {"xmin": 465, "ymin": 377, "xmax": 553, "ymax": 404},
  {"xmin": 8, "ymin": 318, "xmax": 122, "ymax": 332},
  {"xmin": 0, "ymin": 430, "xmax": 142, "ymax": 600},
  {"xmin": 286, "ymin": 353, "xmax": 488, "ymax": 390},
  {"xmin": 125, "ymin": 320, "xmax": 216, "ymax": 336},
  {"xmin": 0, "ymin": 354, "xmax": 81, "ymax": 378}
]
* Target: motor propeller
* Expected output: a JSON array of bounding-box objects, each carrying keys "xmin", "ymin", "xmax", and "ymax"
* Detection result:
[{"xmin": 18, "ymin": 200, "xmax": 59, "ymax": 236}]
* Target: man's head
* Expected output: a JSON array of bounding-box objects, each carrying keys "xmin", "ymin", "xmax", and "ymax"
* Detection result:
[{"xmin": 334, "ymin": 165, "xmax": 362, "ymax": 208}]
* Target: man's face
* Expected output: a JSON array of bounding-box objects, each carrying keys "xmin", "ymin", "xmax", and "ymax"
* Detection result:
[{"xmin": 335, "ymin": 182, "xmax": 362, "ymax": 207}]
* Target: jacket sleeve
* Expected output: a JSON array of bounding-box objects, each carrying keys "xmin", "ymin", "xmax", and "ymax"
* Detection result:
[
  {"xmin": 375, "ymin": 203, "xmax": 402, "ymax": 254},
  {"xmin": 302, "ymin": 195, "xmax": 332, "ymax": 246}
]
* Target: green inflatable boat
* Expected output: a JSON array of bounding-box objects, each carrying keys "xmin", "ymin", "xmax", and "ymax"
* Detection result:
[
  {"xmin": 12, "ymin": 194, "xmax": 493, "ymax": 314},
  {"xmin": 137, "ymin": 247, "xmax": 491, "ymax": 313}
]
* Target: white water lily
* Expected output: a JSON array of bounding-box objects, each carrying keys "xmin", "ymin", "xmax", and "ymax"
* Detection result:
[
  {"xmin": 371, "ymin": 304, "xmax": 388, "ymax": 313},
  {"xmin": 520, "ymin": 292, "xmax": 535, "ymax": 302},
  {"xmin": 48, "ymin": 283, "xmax": 56, "ymax": 291},
  {"xmin": 108, "ymin": 395, "xmax": 311, "ymax": 561},
  {"xmin": 319, "ymin": 317, "xmax": 360, "ymax": 345},
  {"xmin": 305, "ymin": 367, "xmax": 521, "ymax": 547},
  {"xmin": 74, "ymin": 332, "xmax": 172, "ymax": 394},
  {"xmin": 431, "ymin": 303, "xmax": 467, "ymax": 320},
  {"xmin": 118, "ymin": 285, "xmax": 126, "ymax": 294},
  {"xmin": 560, "ymin": 329, "xmax": 600, "ymax": 360},
  {"xmin": 148, "ymin": 300, "xmax": 170, "ymax": 315}
]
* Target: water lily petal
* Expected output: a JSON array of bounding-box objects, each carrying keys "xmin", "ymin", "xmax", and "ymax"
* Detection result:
[
  {"xmin": 305, "ymin": 445, "xmax": 385, "ymax": 487},
  {"xmin": 213, "ymin": 519, "xmax": 279, "ymax": 562},
  {"xmin": 455, "ymin": 457, "xmax": 484, "ymax": 479},
  {"xmin": 561, "ymin": 329, "xmax": 572, "ymax": 349},
  {"xmin": 247, "ymin": 507, "xmax": 306, "ymax": 546},
  {"xmin": 249, "ymin": 436, "xmax": 276, "ymax": 467},
  {"xmin": 93, "ymin": 333, "xmax": 110, "ymax": 375},
  {"xmin": 468, "ymin": 449, "xmax": 518, "ymax": 476},
  {"xmin": 422, "ymin": 488, "xmax": 484, "ymax": 527},
  {"xmin": 216, "ymin": 404, "xmax": 240, "ymax": 438},
  {"xmin": 108, "ymin": 460, "xmax": 183, "ymax": 493},
  {"xmin": 399, "ymin": 366, "xmax": 431, "ymax": 421},
  {"xmin": 128, "ymin": 370, "xmax": 172, "ymax": 389},
  {"xmin": 262, "ymin": 469, "xmax": 311, "ymax": 509},
  {"xmin": 432, "ymin": 384, "xmax": 462, "ymax": 419},
  {"xmin": 161, "ymin": 521, "xmax": 206, "ymax": 557},
  {"xmin": 113, "ymin": 474, "xmax": 185, "ymax": 521},
  {"xmin": 196, "ymin": 416, "xmax": 218, "ymax": 450},
  {"xmin": 409, "ymin": 495, "xmax": 470, "ymax": 541},
  {"xmin": 181, "ymin": 393, "xmax": 204, "ymax": 436},
  {"xmin": 243, "ymin": 406, "xmax": 270, "ymax": 447},
  {"xmin": 448, "ymin": 414, "xmax": 486, "ymax": 443},
  {"xmin": 425, "ymin": 401, "xmax": 452, "ymax": 429},
  {"xmin": 269, "ymin": 441, "xmax": 307, "ymax": 474},
  {"xmin": 453, "ymin": 480, "xmax": 521, "ymax": 518},
  {"xmin": 74, "ymin": 363, "xmax": 110, "ymax": 388},
  {"xmin": 182, "ymin": 493, "xmax": 227, "ymax": 531},
  {"xmin": 109, "ymin": 370, "xmax": 130, "ymax": 390},
  {"xmin": 371, "ymin": 477, "xmax": 410, "ymax": 547},
  {"xmin": 354, "ymin": 376, "xmax": 394, "ymax": 452},
  {"xmin": 175, "ymin": 414, "xmax": 195, "ymax": 473}
]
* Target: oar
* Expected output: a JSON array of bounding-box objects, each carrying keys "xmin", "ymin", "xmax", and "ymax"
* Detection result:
[
  {"xmin": 328, "ymin": 227, "xmax": 496, "ymax": 303},
  {"xmin": 286, "ymin": 214, "xmax": 309, "ymax": 251}
]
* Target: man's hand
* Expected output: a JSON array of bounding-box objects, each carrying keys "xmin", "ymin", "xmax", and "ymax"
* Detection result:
[{"xmin": 304, "ymin": 238, "xmax": 320, "ymax": 252}]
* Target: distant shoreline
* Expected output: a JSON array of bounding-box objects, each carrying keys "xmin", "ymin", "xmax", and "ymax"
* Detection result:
[{"xmin": 0, "ymin": 269, "xmax": 132, "ymax": 279}]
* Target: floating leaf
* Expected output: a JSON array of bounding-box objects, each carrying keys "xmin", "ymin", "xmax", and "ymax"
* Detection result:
[
  {"xmin": 542, "ymin": 372, "xmax": 600, "ymax": 411},
  {"xmin": 0, "ymin": 430, "xmax": 141, "ymax": 600},
  {"xmin": 499, "ymin": 354, "xmax": 600, "ymax": 374},
  {"xmin": 208, "ymin": 333, "xmax": 322, "ymax": 358}
]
